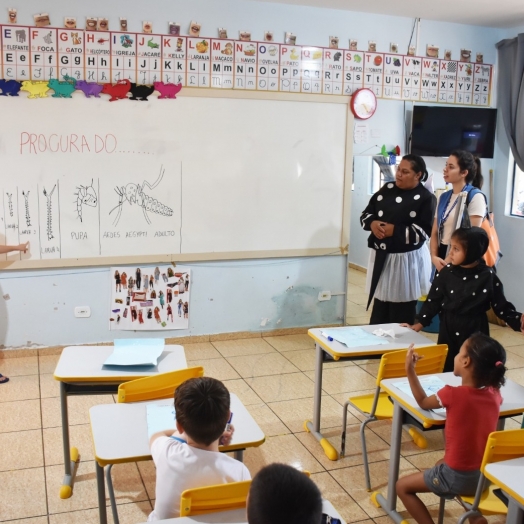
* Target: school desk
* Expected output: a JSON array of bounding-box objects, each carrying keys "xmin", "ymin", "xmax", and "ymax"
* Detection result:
[
  {"xmin": 136, "ymin": 500, "xmax": 346, "ymax": 523},
  {"xmin": 484, "ymin": 457, "xmax": 524, "ymax": 524},
  {"xmin": 53, "ymin": 344, "xmax": 187, "ymax": 499},
  {"xmin": 89, "ymin": 393, "xmax": 266, "ymax": 524},
  {"xmin": 305, "ymin": 324, "xmax": 434, "ymax": 460},
  {"xmin": 373, "ymin": 372, "xmax": 524, "ymax": 524}
]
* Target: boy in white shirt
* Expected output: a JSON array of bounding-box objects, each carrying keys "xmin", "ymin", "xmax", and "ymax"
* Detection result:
[{"xmin": 148, "ymin": 377, "xmax": 251, "ymax": 521}]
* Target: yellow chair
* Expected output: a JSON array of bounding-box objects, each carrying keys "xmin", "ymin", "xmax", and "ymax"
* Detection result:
[
  {"xmin": 106, "ymin": 367, "xmax": 204, "ymax": 524},
  {"xmin": 117, "ymin": 366, "xmax": 204, "ymax": 403},
  {"xmin": 180, "ymin": 480, "xmax": 251, "ymax": 516},
  {"xmin": 341, "ymin": 344, "xmax": 448, "ymax": 491},
  {"xmin": 438, "ymin": 428, "xmax": 524, "ymax": 524}
]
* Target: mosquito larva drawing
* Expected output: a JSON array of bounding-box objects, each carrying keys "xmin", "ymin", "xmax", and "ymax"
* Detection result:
[
  {"xmin": 22, "ymin": 190, "xmax": 31, "ymax": 227},
  {"xmin": 74, "ymin": 179, "xmax": 98, "ymax": 222},
  {"xmin": 109, "ymin": 165, "xmax": 173, "ymax": 226},
  {"xmin": 43, "ymin": 184, "xmax": 56, "ymax": 241}
]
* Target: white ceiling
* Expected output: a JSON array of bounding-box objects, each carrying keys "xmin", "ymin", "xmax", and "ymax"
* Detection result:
[{"xmin": 251, "ymin": 0, "xmax": 524, "ymax": 28}]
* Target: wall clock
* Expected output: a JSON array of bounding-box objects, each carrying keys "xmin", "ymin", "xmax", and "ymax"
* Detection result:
[{"xmin": 350, "ymin": 88, "xmax": 377, "ymax": 120}]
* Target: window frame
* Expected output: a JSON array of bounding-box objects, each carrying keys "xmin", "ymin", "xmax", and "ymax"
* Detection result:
[{"xmin": 510, "ymin": 161, "xmax": 524, "ymax": 218}]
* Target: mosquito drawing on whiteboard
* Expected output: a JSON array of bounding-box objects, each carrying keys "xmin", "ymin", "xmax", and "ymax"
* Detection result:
[
  {"xmin": 109, "ymin": 165, "xmax": 173, "ymax": 226},
  {"xmin": 74, "ymin": 179, "xmax": 98, "ymax": 222}
]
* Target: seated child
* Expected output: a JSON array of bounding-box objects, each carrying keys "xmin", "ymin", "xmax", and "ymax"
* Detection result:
[
  {"xmin": 406, "ymin": 227, "xmax": 523, "ymax": 371},
  {"xmin": 397, "ymin": 333, "xmax": 507, "ymax": 524},
  {"xmin": 148, "ymin": 376, "xmax": 251, "ymax": 521},
  {"xmin": 247, "ymin": 463, "xmax": 323, "ymax": 524}
]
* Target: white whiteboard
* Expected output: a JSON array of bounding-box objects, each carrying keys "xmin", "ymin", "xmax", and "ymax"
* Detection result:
[{"xmin": 0, "ymin": 91, "xmax": 351, "ymax": 268}]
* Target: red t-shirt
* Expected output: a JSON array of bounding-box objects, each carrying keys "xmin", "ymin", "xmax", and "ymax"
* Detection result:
[{"xmin": 436, "ymin": 385, "xmax": 502, "ymax": 471}]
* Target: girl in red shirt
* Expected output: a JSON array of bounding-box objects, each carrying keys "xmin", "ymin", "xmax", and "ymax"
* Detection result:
[{"xmin": 397, "ymin": 332, "xmax": 507, "ymax": 524}]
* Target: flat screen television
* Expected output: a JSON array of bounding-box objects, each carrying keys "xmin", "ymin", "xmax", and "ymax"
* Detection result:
[{"xmin": 410, "ymin": 105, "xmax": 497, "ymax": 158}]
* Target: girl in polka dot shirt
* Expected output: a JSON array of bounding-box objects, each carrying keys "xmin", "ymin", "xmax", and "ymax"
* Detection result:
[{"xmin": 404, "ymin": 227, "xmax": 524, "ymax": 371}]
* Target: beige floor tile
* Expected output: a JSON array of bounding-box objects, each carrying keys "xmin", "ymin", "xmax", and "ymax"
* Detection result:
[
  {"xmin": 41, "ymin": 394, "xmax": 115, "ymax": 428},
  {"xmin": 311, "ymin": 471, "xmax": 369, "ymax": 523},
  {"xmin": 222, "ymin": 378, "xmax": 263, "ymax": 406},
  {"xmin": 186, "ymin": 357, "xmax": 240, "ymax": 381},
  {"xmin": 0, "ymin": 373, "xmax": 40, "ymax": 402},
  {"xmin": 39, "ymin": 354, "xmax": 62, "ymax": 374},
  {"xmin": 347, "ymin": 283, "xmax": 365, "ymax": 294},
  {"xmin": 279, "ymin": 348, "xmax": 318, "ymax": 371},
  {"xmin": 6, "ymin": 518, "xmax": 49, "ymax": 524},
  {"xmin": 346, "ymin": 316, "xmax": 372, "ymax": 326},
  {"xmin": 305, "ymin": 366, "xmax": 376, "ymax": 395},
  {"xmin": 263, "ymin": 334, "xmax": 315, "ymax": 352},
  {"xmin": 0, "ymin": 467, "xmax": 47, "ymax": 520},
  {"xmin": 40, "ymin": 373, "xmax": 60, "ymax": 398},
  {"xmin": 0, "ymin": 429, "xmax": 44, "ymax": 471},
  {"xmin": 346, "ymin": 303, "xmax": 369, "ymax": 318},
  {"xmin": 490, "ymin": 328, "xmax": 524, "ymax": 347},
  {"xmin": 243, "ymin": 433, "xmax": 324, "ymax": 476},
  {"xmin": 246, "ymin": 372, "xmax": 314, "ymax": 403},
  {"xmin": 268, "ymin": 395, "xmax": 351, "ymax": 434},
  {"xmin": 182, "ymin": 342, "xmax": 221, "ymax": 360},
  {"xmin": 0, "ymin": 356, "xmax": 39, "ymax": 376},
  {"xmin": 226, "ymin": 352, "xmax": 300, "ymax": 378},
  {"xmin": 506, "ymin": 344, "xmax": 524, "ymax": 356},
  {"xmin": 0, "ymin": 398, "xmax": 42, "ymax": 432},
  {"xmin": 211, "ymin": 338, "xmax": 276, "ymax": 358},
  {"xmin": 357, "ymin": 361, "xmax": 380, "ymax": 378},
  {"xmin": 49, "ymin": 501, "xmax": 152, "ymax": 524},
  {"xmin": 136, "ymin": 460, "xmax": 156, "ymax": 500},
  {"xmin": 506, "ymin": 367, "xmax": 524, "ymax": 387},
  {"xmin": 296, "ymin": 424, "xmax": 390, "ymax": 472},
  {"xmin": 43, "ymin": 424, "xmax": 95, "ymax": 466},
  {"xmin": 329, "ymin": 457, "xmax": 418, "ymax": 518},
  {"xmin": 504, "ymin": 350, "xmax": 524, "ymax": 369},
  {"xmin": 247, "ymin": 403, "xmax": 290, "ymax": 437},
  {"xmin": 348, "ymin": 271, "xmax": 367, "ymax": 286},
  {"xmin": 347, "ymin": 292, "xmax": 369, "ymax": 306},
  {"xmin": 405, "ymin": 450, "xmax": 444, "ymax": 470}
]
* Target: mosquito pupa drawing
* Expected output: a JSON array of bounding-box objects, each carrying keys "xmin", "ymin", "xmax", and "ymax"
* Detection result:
[
  {"xmin": 109, "ymin": 165, "xmax": 173, "ymax": 226},
  {"xmin": 6, "ymin": 192, "xmax": 14, "ymax": 217},
  {"xmin": 74, "ymin": 179, "xmax": 98, "ymax": 222},
  {"xmin": 43, "ymin": 184, "xmax": 57, "ymax": 240},
  {"xmin": 22, "ymin": 190, "xmax": 31, "ymax": 227}
]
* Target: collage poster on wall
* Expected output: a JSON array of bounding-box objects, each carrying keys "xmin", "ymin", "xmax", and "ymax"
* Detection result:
[{"xmin": 110, "ymin": 265, "xmax": 191, "ymax": 330}]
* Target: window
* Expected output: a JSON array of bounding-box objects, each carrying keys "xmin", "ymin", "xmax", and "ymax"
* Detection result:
[
  {"xmin": 371, "ymin": 156, "xmax": 400, "ymax": 194},
  {"xmin": 510, "ymin": 162, "xmax": 524, "ymax": 217}
]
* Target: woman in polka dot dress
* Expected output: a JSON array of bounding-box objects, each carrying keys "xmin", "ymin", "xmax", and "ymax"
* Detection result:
[
  {"xmin": 361, "ymin": 154, "xmax": 436, "ymax": 325},
  {"xmin": 405, "ymin": 227, "xmax": 524, "ymax": 371}
]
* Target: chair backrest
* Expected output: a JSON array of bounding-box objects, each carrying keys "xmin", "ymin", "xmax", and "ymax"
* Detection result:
[
  {"xmin": 117, "ymin": 366, "xmax": 204, "ymax": 403},
  {"xmin": 180, "ymin": 480, "xmax": 251, "ymax": 516},
  {"xmin": 376, "ymin": 344, "xmax": 448, "ymax": 385},
  {"xmin": 480, "ymin": 429, "xmax": 524, "ymax": 472}
]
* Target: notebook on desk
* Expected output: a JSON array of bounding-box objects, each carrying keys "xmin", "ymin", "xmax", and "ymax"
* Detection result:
[
  {"xmin": 103, "ymin": 338, "xmax": 165, "ymax": 366},
  {"xmin": 392, "ymin": 375, "xmax": 447, "ymax": 415}
]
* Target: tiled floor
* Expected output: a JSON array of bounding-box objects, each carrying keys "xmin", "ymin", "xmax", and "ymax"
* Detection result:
[{"xmin": 0, "ymin": 269, "xmax": 522, "ymax": 524}]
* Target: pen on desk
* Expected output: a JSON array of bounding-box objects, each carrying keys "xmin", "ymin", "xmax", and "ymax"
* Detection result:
[
  {"xmin": 226, "ymin": 412, "xmax": 233, "ymax": 432},
  {"xmin": 321, "ymin": 331, "xmax": 334, "ymax": 342}
]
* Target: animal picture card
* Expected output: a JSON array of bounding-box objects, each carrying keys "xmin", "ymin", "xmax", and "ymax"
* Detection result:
[{"xmin": 110, "ymin": 265, "xmax": 192, "ymax": 331}]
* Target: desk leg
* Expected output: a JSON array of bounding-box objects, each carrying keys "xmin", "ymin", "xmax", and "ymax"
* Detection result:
[
  {"xmin": 374, "ymin": 400, "xmax": 405, "ymax": 524},
  {"xmin": 506, "ymin": 500, "xmax": 524, "ymax": 524},
  {"xmin": 304, "ymin": 344, "xmax": 338, "ymax": 461},
  {"xmin": 96, "ymin": 462, "xmax": 108, "ymax": 524},
  {"xmin": 59, "ymin": 382, "xmax": 78, "ymax": 499},
  {"xmin": 234, "ymin": 450, "xmax": 244, "ymax": 462}
]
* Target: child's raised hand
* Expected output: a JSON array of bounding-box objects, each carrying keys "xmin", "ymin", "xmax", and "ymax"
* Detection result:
[{"xmin": 405, "ymin": 344, "xmax": 423, "ymax": 372}]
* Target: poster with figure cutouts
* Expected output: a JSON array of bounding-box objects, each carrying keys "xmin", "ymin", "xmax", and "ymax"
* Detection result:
[{"xmin": 110, "ymin": 265, "xmax": 191, "ymax": 330}]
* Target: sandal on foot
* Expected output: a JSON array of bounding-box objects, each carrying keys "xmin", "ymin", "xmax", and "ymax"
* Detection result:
[{"xmin": 0, "ymin": 374, "xmax": 9, "ymax": 384}]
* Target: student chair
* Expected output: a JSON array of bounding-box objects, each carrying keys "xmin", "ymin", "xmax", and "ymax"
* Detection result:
[
  {"xmin": 438, "ymin": 428, "xmax": 524, "ymax": 524},
  {"xmin": 107, "ymin": 367, "xmax": 204, "ymax": 524},
  {"xmin": 341, "ymin": 344, "xmax": 448, "ymax": 491},
  {"xmin": 180, "ymin": 480, "xmax": 252, "ymax": 516}
]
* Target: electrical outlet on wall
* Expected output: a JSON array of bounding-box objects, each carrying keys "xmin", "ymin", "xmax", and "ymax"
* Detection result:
[
  {"xmin": 318, "ymin": 291, "xmax": 331, "ymax": 301},
  {"xmin": 75, "ymin": 306, "xmax": 91, "ymax": 318}
]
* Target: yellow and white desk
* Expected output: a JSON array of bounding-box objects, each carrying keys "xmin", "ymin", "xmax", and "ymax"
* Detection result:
[
  {"xmin": 374, "ymin": 373, "xmax": 524, "ymax": 524},
  {"xmin": 54, "ymin": 344, "xmax": 187, "ymax": 499},
  {"xmin": 136, "ymin": 500, "xmax": 346, "ymax": 523},
  {"xmin": 90, "ymin": 393, "xmax": 266, "ymax": 524},
  {"xmin": 484, "ymin": 457, "xmax": 524, "ymax": 524},
  {"xmin": 305, "ymin": 324, "xmax": 435, "ymax": 461}
]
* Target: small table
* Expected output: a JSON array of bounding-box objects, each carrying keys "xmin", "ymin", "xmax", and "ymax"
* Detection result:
[
  {"xmin": 306, "ymin": 324, "xmax": 435, "ymax": 460},
  {"xmin": 90, "ymin": 393, "xmax": 266, "ymax": 524},
  {"xmin": 484, "ymin": 457, "xmax": 524, "ymax": 524},
  {"xmin": 375, "ymin": 373, "xmax": 524, "ymax": 524},
  {"xmin": 136, "ymin": 500, "xmax": 346, "ymax": 523},
  {"xmin": 54, "ymin": 345, "xmax": 187, "ymax": 499}
]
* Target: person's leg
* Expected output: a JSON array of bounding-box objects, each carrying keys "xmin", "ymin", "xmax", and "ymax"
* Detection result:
[
  {"xmin": 0, "ymin": 374, "xmax": 9, "ymax": 384},
  {"xmin": 369, "ymin": 298, "xmax": 389, "ymax": 324},
  {"xmin": 389, "ymin": 300, "xmax": 418, "ymax": 325},
  {"xmin": 396, "ymin": 472, "xmax": 434, "ymax": 524}
]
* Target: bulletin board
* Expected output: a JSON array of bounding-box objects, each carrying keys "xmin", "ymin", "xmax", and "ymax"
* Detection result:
[{"xmin": 0, "ymin": 89, "xmax": 353, "ymax": 269}]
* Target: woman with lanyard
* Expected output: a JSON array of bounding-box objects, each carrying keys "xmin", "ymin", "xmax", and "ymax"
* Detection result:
[
  {"xmin": 361, "ymin": 154, "xmax": 436, "ymax": 324},
  {"xmin": 430, "ymin": 150, "xmax": 486, "ymax": 272}
]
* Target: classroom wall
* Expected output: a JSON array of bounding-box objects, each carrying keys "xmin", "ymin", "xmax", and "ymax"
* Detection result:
[{"xmin": 0, "ymin": 0, "xmax": 508, "ymax": 348}]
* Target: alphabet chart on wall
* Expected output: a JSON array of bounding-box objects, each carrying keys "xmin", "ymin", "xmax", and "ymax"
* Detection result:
[{"xmin": 0, "ymin": 24, "xmax": 493, "ymax": 105}]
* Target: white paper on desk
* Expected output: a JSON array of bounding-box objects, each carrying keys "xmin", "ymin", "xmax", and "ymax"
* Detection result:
[
  {"xmin": 146, "ymin": 403, "xmax": 176, "ymax": 438},
  {"xmin": 103, "ymin": 338, "xmax": 165, "ymax": 366},
  {"xmin": 321, "ymin": 327, "xmax": 388, "ymax": 348},
  {"xmin": 392, "ymin": 376, "xmax": 447, "ymax": 415},
  {"xmin": 373, "ymin": 328, "xmax": 396, "ymax": 339}
]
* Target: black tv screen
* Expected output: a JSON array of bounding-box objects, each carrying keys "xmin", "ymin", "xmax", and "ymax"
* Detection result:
[{"xmin": 410, "ymin": 106, "xmax": 497, "ymax": 158}]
